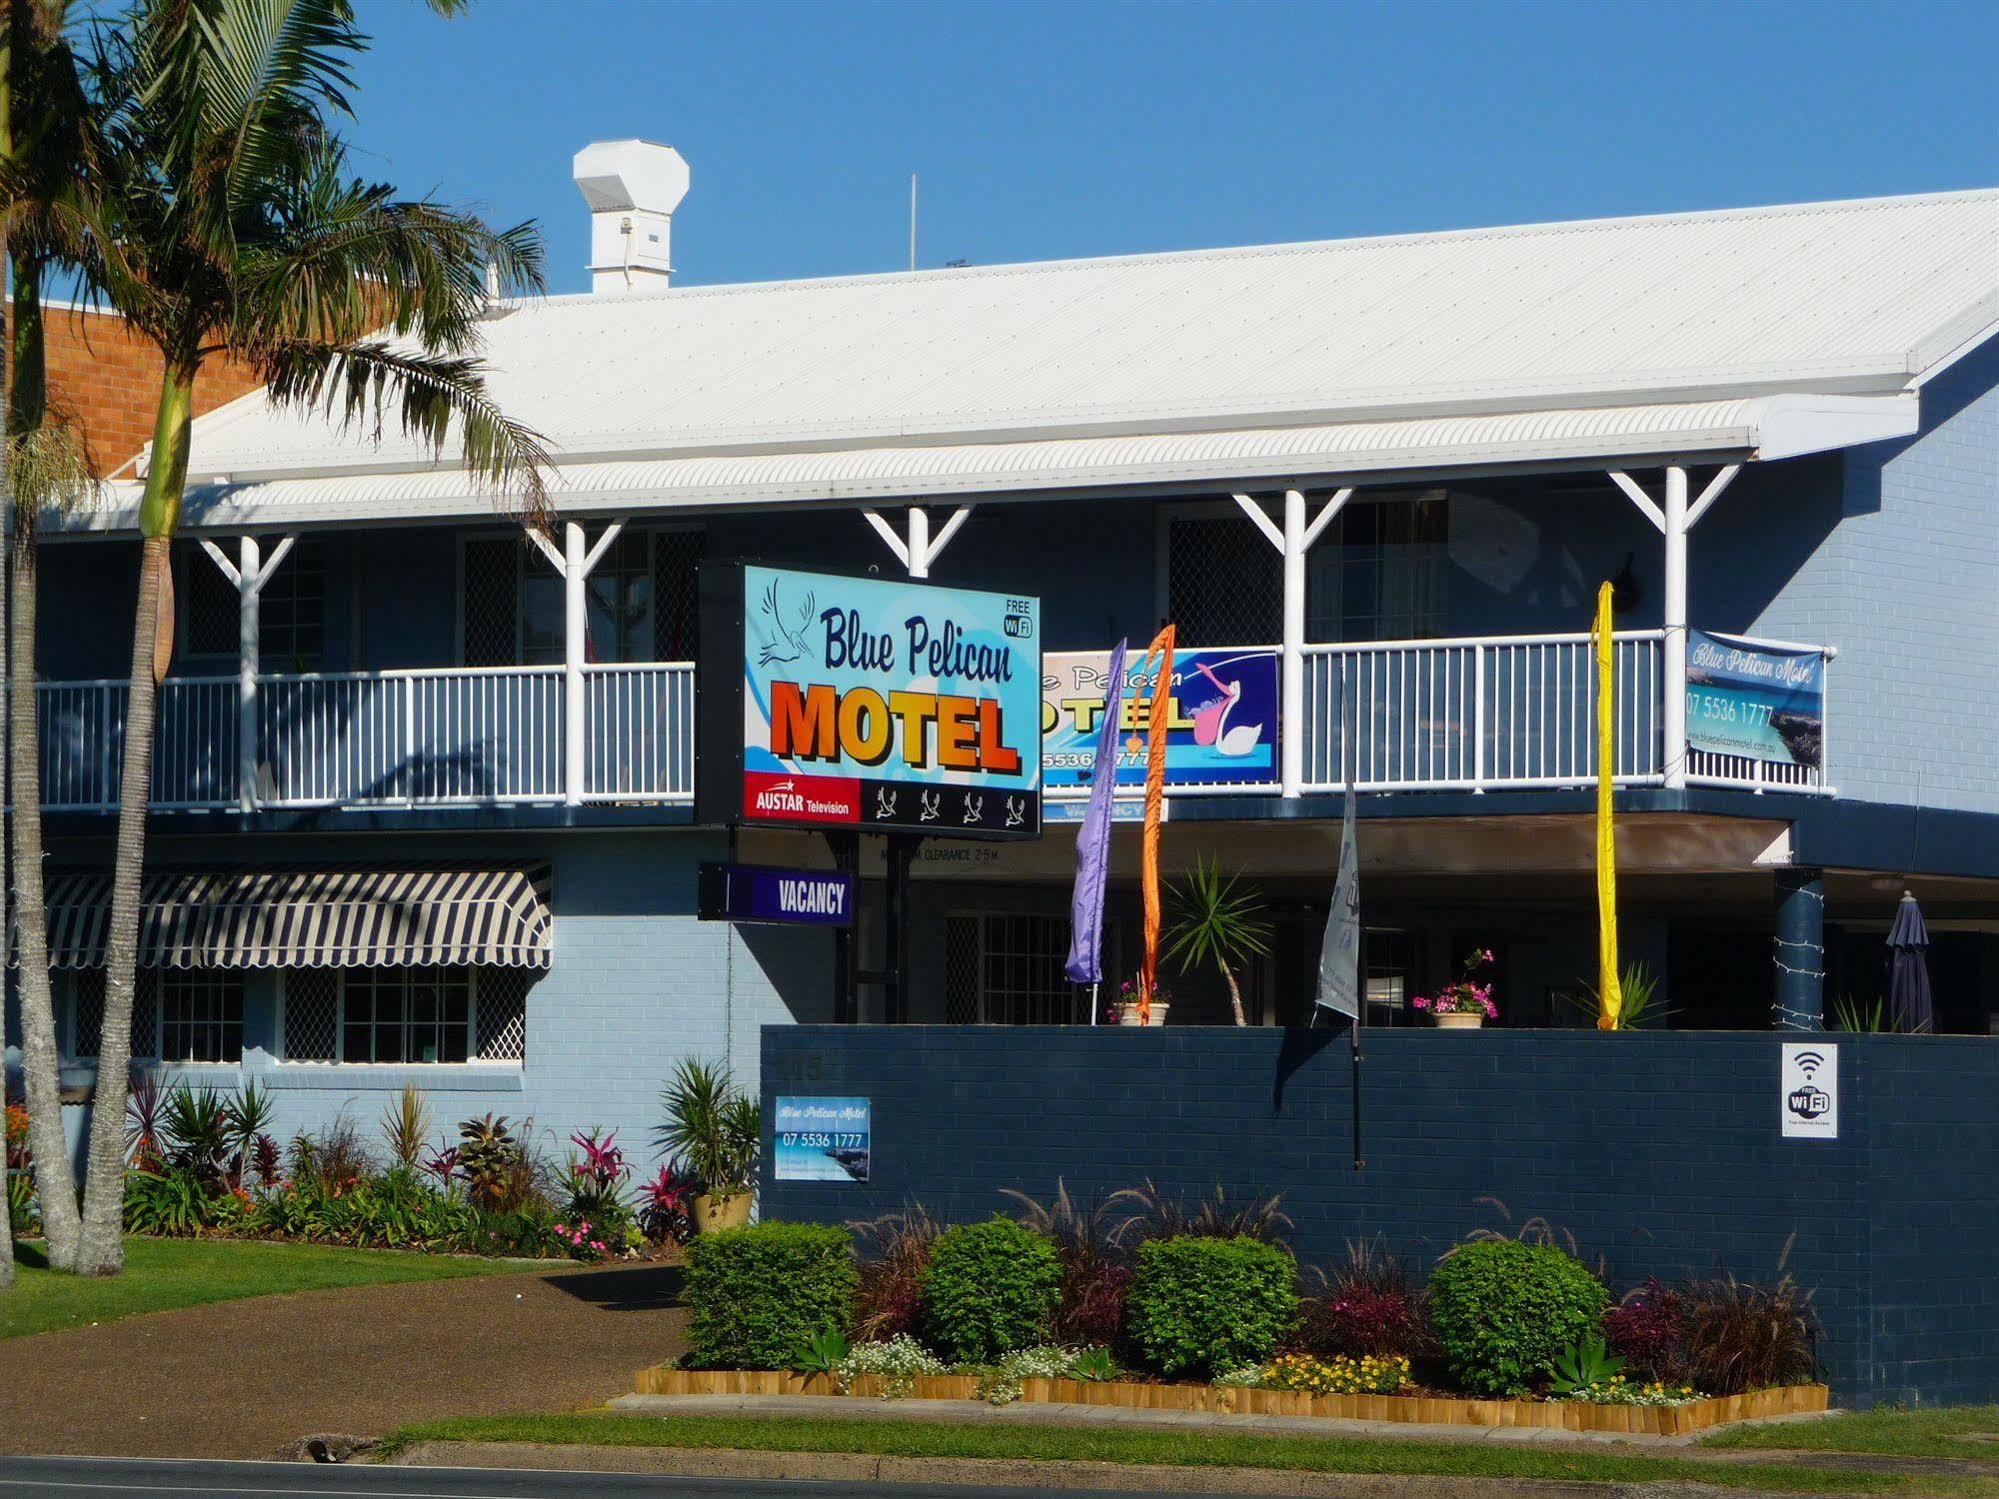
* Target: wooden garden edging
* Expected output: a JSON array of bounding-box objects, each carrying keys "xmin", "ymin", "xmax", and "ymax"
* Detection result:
[{"xmin": 633, "ymin": 1367, "xmax": 1830, "ymax": 1436}]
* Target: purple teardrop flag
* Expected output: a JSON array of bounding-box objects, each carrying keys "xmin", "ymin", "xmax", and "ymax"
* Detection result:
[{"xmin": 1065, "ymin": 638, "xmax": 1129, "ymax": 990}]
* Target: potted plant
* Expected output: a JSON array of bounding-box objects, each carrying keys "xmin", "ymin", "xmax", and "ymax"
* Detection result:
[
  {"xmin": 1164, "ymin": 856, "xmax": 1272, "ymax": 1027},
  {"xmin": 656, "ymin": 1059, "xmax": 760, "ymax": 1231},
  {"xmin": 1109, "ymin": 977, "xmax": 1173, "ymax": 1027},
  {"xmin": 1413, "ymin": 948, "xmax": 1498, "ymax": 1029}
]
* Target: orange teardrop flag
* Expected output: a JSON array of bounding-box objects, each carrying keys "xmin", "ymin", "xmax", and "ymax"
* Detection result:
[{"xmin": 1135, "ymin": 625, "xmax": 1176, "ymax": 1022}]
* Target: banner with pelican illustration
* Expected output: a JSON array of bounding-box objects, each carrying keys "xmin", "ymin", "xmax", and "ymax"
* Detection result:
[{"xmin": 1041, "ymin": 648, "xmax": 1279, "ymax": 791}]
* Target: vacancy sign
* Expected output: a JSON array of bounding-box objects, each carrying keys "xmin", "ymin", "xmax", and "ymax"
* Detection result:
[{"xmin": 1780, "ymin": 1042, "xmax": 1839, "ymax": 1140}]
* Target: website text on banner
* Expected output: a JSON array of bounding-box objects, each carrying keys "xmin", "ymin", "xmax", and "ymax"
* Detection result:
[
  {"xmin": 1042, "ymin": 648, "xmax": 1279, "ymax": 792},
  {"xmin": 1685, "ymin": 630, "xmax": 1825, "ymax": 770},
  {"xmin": 701, "ymin": 564, "xmax": 1043, "ymax": 837}
]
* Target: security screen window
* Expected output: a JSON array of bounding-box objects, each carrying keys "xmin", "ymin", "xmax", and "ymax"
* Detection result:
[
  {"xmin": 182, "ymin": 539, "xmax": 327, "ymax": 668},
  {"xmin": 462, "ymin": 527, "xmax": 702, "ymax": 665},
  {"xmin": 1363, "ymin": 928, "xmax": 1414, "ymax": 1026}
]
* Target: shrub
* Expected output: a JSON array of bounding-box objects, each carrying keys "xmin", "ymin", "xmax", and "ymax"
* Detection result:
[
  {"xmin": 1427, "ymin": 1240, "xmax": 1609, "ymax": 1396},
  {"xmin": 685, "ymin": 1221, "xmax": 857, "ymax": 1369},
  {"xmin": 1002, "ymin": 1182, "xmax": 1134, "ymax": 1346},
  {"xmin": 922, "ymin": 1216, "xmax": 1061, "ymax": 1363},
  {"xmin": 1125, "ymin": 1234, "xmax": 1297, "ymax": 1376},
  {"xmin": 1680, "ymin": 1263, "xmax": 1819, "ymax": 1394},
  {"xmin": 850, "ymin": 1203, "xmax": 944, "ymax": 1342},
  {"xmin": 1604, "ymin": 1278, "xmax": 1693, "ymax": 1384},
  {"xmin": 1297, "ymin": 1239, "xmax": 1422, "ymax": 1358},
  {"xmin": 1113, "ymin": 1180, "xmax": 1292, "ymax": 1246}
]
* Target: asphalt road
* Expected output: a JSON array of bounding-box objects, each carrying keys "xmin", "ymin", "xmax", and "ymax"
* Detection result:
[{"xmin": 0, "ymin": 1457, "xmax": 1185, "ymax": 1499}]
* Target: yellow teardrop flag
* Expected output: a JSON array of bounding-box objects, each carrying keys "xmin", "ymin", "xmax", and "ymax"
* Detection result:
[{"xmin": 1593, "ymin": 581, "xmax": 1624, "ymax": 1030}]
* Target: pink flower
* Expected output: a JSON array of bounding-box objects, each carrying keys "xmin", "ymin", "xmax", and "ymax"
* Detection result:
[{"xmin": 1411, "ymin": 996, "xmax": 1430, "ymax": 1010}]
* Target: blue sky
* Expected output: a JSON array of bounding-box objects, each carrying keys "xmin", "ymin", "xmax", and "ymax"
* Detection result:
[{"xmin": 346, "ymin": 0, "xmax": 1999, "ymax": 295}]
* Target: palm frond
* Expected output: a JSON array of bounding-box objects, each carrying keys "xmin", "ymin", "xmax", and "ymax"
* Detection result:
[{"xmin": 255, "ymin": 338, "xmax": 551, "ymax": 524}]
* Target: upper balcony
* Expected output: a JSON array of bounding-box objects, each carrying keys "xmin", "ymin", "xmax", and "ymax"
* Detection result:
[{"xmin": 35, "ymin": 627, "xmax": 1829, "ymax": 818}]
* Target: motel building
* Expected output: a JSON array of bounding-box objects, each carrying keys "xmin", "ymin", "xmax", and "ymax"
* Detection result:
[{"xmin": 18, "ymin": 144, "xmax": 1999, "ymax": 1157}]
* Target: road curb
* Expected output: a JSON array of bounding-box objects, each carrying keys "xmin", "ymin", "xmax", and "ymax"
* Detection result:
[{"xmin": 385, "ymin": 1440, "xmax": 1820, "ymax": 1497}]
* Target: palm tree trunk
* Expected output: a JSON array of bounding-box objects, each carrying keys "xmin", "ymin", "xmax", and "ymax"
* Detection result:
[
  {"xmin": 74, "ymin": 367, "xmax": 193, "ymax": 1277},
  {"xmin": 7, "ymin": 255, "xmax": 82, "ymax": 1270},
  {"xmin": 1, "ymin": 7, "xmax": 16, "ymax": 1292},
  {"xmin": 1223, "ymin": 961, "xmax": 1247, "ymax": 1027}
]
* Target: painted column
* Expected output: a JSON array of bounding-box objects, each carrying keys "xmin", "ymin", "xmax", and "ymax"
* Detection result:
[
  {"xmin": 1280, "ymin": 489, "xmax": 1307, "ymax": 799},
  {"xmin": 237, "ymin": 535, "xmax": 260, "ymax": 812},
  {"xmin": 563, "ymin": 520, "xmax": 587, "ymax": 806},
  {"xmin": 906, "ymin": 507, "xmax": 931, "ymax": 580},
  {"xmin": 1661, "ymin": 465, "xmax": 1689, "ymax": 789},
  {"xmin": 1774, "ymin": 866, "xmax": 1825, "ymax": 1031}
]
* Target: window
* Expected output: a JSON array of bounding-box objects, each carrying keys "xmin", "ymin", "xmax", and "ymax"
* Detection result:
[
  {"xmin": 183, "ymin": 540, "xmax": 326, "ymax": 667},
  {"xmin": 945, "ymin": 913, "xmax": 1093, "ymax": 1025},
  {"xmin": 460, "ymin": 527, "xmax": 702, "ymax": 666},
  {"xmin": 280, "ymin": 967, "xmax": 526, "ymax": 1065},
  {"xmin": 1305, "ymin": 491, "xmax": 1449, "ymax": 642},
  {"xmin": 342, "ymin": 967, "xmax": 469, "ymax": 1063},
  {"xmin": 1167, "ymin": 514, "xmax": 1280, "ymax": 646},
  {"xmin": 1363, "ymin": 928, "xmax": 1414, "ymax": 1027},
  {"xmin": 159, "ymin": 973, "xmax": 244, "ymax": 1063},
  {"xmin": 65, "ymin": 969, "xmax": 160, "ymax": 1061}
]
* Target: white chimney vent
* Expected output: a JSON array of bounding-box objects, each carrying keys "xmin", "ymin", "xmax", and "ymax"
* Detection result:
[{"xmin": 572, "ymin": 140, "xmax": 690, "ymax": 295}]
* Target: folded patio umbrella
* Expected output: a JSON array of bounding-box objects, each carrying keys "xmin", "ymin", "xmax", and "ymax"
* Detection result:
[{"xmin": 1887, "ymin": 890, "xmax": 1934, "ymax": 1035}]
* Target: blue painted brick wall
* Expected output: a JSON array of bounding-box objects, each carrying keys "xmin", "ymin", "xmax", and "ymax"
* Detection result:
[{"xmin": 762, "ymin": 1025, "xmax": 1999, "ymax": 1406}]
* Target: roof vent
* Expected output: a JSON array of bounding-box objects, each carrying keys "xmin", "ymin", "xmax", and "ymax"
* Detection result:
[{"xmin": 572, "ymin": 140, "xmax": 690, "ymax": 295}]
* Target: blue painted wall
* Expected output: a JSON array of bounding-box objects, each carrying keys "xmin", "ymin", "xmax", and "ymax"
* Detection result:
[
  {"xmin": 762, "ymin": 1024, "xmax": 1999, "ymax": 1407},
  {"xmin": 32, "ymin": 827, "xmax": 835, "ymax": 1173}
]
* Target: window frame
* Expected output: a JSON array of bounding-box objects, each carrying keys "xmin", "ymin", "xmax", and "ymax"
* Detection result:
[
  {"xmin": 179, "ymin": 539, "xmax": 328, "ymax": 668},
  {"xmin": 275, "ymin": 967, "xmax": 525, "ymax": 1068},
  {"xmin": 157, "ymin": 971, "xmax": 245, "ymax": 1064},
  {"xmin": 456, "ymin": 522, "xmax": 703, "ymax": 668},
  {"xmin": 946, "ymin": 910, "xmax": 1102, "ymax": 1026}
]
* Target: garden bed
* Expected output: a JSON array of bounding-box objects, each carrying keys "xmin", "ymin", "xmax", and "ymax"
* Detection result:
[{"xmin": 633, "ymin": 1366, "xmax": 1829, "ymax": 1436}]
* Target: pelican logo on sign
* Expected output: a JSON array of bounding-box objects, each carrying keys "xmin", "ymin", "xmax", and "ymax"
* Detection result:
[{"xmin": 1780, "ymin": 1042, "xmax": 1838, "ymax": 1139}]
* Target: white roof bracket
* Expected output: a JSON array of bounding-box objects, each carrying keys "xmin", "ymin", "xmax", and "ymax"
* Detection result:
[
  {"xmin": 1608, "ymin": 471, "xmax": 1667, "ymax": 534},
  {"xmin": 1301, "ymin": 487, "xmax": 1356, "ymax": 551},
  {"xmin": 1232, "ymin": 493, "xmax": 1285, "ymax": 552},
  {"xmin": 923, "ymin": 505, "xmax": 974, "ymax": 570},
  {"xmin": 863, "ymin": 507, "xmax": 913, "ymax": 569},
  {"xmin": 580, "ymin": 520, "xmax": 626, "ymax": 576},
  {"xmin": 527, "ymin": 527, "xmax": 565, "ymax": 574},
  {"xmin": 1684, "ymin": 464, "xmax": 1742, "ymax": 531}
]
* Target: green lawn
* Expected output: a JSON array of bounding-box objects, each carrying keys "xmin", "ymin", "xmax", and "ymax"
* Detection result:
[
  {"xmin": 1704, "ymin": 1405, "xmax": 1999, "ymax": 1462},
  {"xmin": 1, "ymin": 1237, "xmax": 540, "ymax": 1340},
  {"xmin": 381, "ymin": 1413, "xmax": 1999, "ymax": 1495}
]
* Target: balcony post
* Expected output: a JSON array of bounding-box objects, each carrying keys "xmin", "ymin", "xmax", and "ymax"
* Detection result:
[
  {"xmin": 563, "ymin": 522, "xmax": 588, "ymax": 806},
  {"xmin": 238, "ymin": 535, "xmax": 260, "ymax": 812},
  {"xmin": 533, "ymin": 520, "xmax": 625, "ymax": 807},
  {"xmin": 1661, "ymin": 466, "xmax": 1689, "ymax": 789},
  {"xmin": 1281, "ymin": 491, "xmax": 1307, "ymax": 798},
  {"xmin": 1773, "ymin": 866, "xmax": 1825, "ymax": 1031},
  {"xmin": 1234, "ymin": 488, "xmax": 1351, "ymax": 799},
  {"xmin": 201, "ymin": 533, "xmax": 294, "ymax": 813},
  {"xmin": 864, "ymin": 504, "xmax": 974, "ymax": 578}
]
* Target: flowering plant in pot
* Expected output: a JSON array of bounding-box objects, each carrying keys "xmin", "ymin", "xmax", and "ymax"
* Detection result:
[
  {"xmin": 1109, "ymin": 977, "xmax": 1173, "ymax": 1027},
  {"xmin": 1413, "ymin": 948, "xmax": 1498, "ymax": 1028}
]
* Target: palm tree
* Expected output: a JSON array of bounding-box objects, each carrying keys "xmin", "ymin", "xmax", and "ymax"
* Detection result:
[
  {"xmin": 3, "ymin": 0, "xmax": 100, "ymax": 1273},
  {"xmin": 70, "ymin": 0, "xmax": 549, "ymax": 1275},
  {"xmin": 1163, "ymin": 856, "xmax": 1272, "ymax": 1028}
]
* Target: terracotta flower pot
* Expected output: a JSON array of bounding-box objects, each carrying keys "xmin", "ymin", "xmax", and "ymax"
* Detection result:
[
  {"xmin": 1433, "ymin": 1012, "xmax": 1484, "ymax": 1029},
  {"xmin": 692, "ymin": 1191, "xmax": 753, "ymax": 1232}
]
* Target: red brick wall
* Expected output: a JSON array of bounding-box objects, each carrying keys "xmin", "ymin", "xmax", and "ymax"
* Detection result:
[{"xmin": 18, "ymin": 300, "xmax": 264, "ymax": 476}]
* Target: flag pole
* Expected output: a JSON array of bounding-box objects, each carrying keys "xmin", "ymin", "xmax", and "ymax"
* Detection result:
[{"xmin": 1346, "ymin": 676, "xmax": 1363, "ymax": 1171}]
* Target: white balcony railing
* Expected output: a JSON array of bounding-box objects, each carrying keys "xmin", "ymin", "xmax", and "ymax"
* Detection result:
[
  {"xmin": 33, "ymin": 630, "xmax": 1826, "ymax": 814},
  {"xmin": 37, "ymin": 664, "xmax": 697, "ymax": 813}
]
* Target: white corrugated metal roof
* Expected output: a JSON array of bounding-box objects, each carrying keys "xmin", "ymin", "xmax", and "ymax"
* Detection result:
[
  {"xmin": 73, "ymin": 394, "xmax": 1918, "ymax": 534},
  {"xmin": 64, "ymin": 186, "xmax": 1998, "ymax": 531}
]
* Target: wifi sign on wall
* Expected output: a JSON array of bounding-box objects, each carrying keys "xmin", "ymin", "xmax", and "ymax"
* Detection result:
[{"xmin": 1781, "ymin": 1042, "xmax": 1840, "ymax": 1140}]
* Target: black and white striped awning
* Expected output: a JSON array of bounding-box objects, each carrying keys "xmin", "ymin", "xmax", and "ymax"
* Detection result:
[{"xmin": 27, "ymin": 865, "xmax": 553, "ymax": 971}]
